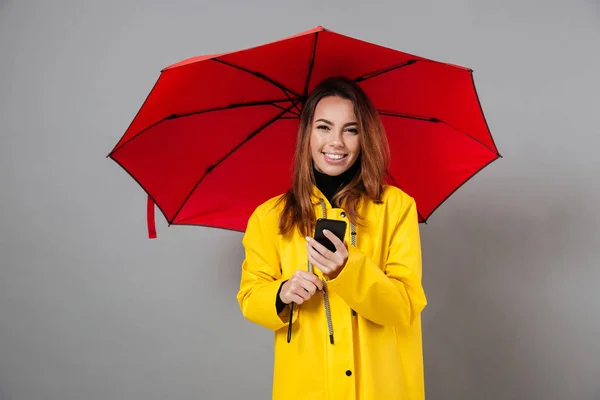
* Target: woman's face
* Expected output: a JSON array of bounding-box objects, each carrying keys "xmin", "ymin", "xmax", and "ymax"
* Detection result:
[{"xmin": 309, "ymin": 96, "xmax": 361, "ymax": 177}]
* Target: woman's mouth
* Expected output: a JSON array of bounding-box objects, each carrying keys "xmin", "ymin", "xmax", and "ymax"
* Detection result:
[{"xmin": 323, "ymin": 152, "xmax": 348, "ymax": 163}]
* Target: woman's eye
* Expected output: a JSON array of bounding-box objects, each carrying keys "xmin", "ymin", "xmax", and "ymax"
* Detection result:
[
  {"xmin": 317, "ymin": 125, "xmax": 330, "ymax": 131},
  {"xmin": 346, "ymin": 128, "xmax": 358, "ymax": 134}
]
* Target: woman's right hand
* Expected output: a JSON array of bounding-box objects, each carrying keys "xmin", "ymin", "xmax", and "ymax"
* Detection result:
[{"xmin": 279, "ymin": 271, "xmax": 324, "ymax": 305}]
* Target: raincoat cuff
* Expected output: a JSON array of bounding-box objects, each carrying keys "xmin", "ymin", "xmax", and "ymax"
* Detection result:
[
  {"xmin": 274, "ymin": 284, "xmax": 298, "ymax": 326},
  {"xmin": 326, "ymin": 245, "xmax": 367, "ymax": 290},
  {"xmin": 247, "ymin": 279, "xmax": 298, "ymax": 330}
]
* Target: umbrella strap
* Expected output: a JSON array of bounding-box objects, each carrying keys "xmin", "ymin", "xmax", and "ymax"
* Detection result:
[{"xmin": 147, "ymin": 195, "xmax": 157, "ymax": 239}]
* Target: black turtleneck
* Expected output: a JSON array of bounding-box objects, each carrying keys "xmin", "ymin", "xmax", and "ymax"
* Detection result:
[{"xmin": 312, "ymin": 160, "xmax": 360, "ymax": 207}]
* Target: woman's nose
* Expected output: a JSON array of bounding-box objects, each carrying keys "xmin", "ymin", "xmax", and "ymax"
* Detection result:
[{"xmin": 330, "ymin": 131, "xmax": 344, "ymax": 147}]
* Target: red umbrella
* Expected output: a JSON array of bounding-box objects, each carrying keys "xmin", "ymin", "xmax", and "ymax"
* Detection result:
[{"xmin": 108, "ymin": 26, "xmax": 501, "ymax": 238}]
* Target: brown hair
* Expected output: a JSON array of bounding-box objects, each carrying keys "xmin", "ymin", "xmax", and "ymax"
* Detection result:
[{"xmin": 277, "ymin": 76, "xmax": 390, "ymax": 238}]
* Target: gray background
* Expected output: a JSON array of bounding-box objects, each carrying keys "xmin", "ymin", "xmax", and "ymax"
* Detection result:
[{"xmin": 1, "ymin": 0, "xmax": 599, "ymax": 399}]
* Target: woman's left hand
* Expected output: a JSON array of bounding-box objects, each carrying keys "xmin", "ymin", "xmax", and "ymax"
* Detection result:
[{"xmin": 306, "ymin": 230, "xmax": 349, "ymax": 279}]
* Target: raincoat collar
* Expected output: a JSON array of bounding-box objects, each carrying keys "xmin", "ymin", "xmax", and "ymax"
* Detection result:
[
  {"xmin": 312, "ymin": 161, "xmax": 359, "ymax": 207},
  {"xmin": 310, "ymin": 185, "xmax": 330, "ymax": 211}
]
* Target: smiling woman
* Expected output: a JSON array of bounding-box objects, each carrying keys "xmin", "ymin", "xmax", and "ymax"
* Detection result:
[
  {"xmin": 279, "ymin": 77, "xmax": 392, "ymax": 238},
  {"xmin": 310, "ymin": 96, "xmax": 361, "ymax": 176},
  {"xmin": 237, "ymin": 77, "xmax": 427, "ymax": 400}
]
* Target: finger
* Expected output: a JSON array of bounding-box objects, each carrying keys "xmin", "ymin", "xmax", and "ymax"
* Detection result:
[
  {"xmin": 308, "ymin": 253, "xmax": 330, "ymax": 275},
  {"xmin": 309, "ymin": 274, "xmax": 324, "ymax": 291},
  {"xmin": 282, "ymin": 289, "xmax": 302, "ymax": 305},
  {"xmin": 297, "ymin": 278, "xmax": 317, "ymax": 295},
  {"xmin": 300, "ymin": 273, "xmax": 324, "ymax": 295},
  {"xmin": 291, "ymin": 272, "xmax": 311, "ymax": 288},
  {"xmin": 306, "ymin": 236, "xmax": 333, "ymax": 258},
  {"xmin": 323, "ymin": 230, "xmax": 347, "ymax": 253},
  {"xmin": 290, "ymin": 289, "xmax": 309, "ymax": 302},
  {"xmin": 307, "ymin": 244, "xmax": 336, "ymax": 270},
  {"xmin": 296, "ymin": 270, "xmax": 324, "ymax": 291},
  {"xmin": 292, "ymin": 284, "xmax": 312, "ymax": 301},
  {"xmin": 288, "ymin": 293, "xmax": 304, "ymax": 305}
]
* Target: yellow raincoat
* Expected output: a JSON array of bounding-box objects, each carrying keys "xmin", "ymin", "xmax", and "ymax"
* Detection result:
[{"xmin": 237, "ymin": 184, "xmax": 427, "ymax": 400}]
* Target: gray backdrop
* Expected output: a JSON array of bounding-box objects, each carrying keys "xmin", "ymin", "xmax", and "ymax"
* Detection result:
[{"xmin": 1, "ymin": 0, "xmax": 599, "ymax": 399}]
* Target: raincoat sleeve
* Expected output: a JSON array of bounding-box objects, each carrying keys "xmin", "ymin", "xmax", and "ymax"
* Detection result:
[
  {"xmin": 327, "ymin": 195, "xmax": 427, "ymax": 327},
  {"xmin": 236, "ymin": 208, "xmax": 297, "ymax": 331}
]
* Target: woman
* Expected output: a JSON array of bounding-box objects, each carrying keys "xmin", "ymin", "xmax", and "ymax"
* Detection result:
[{"xmin": 237, "ymin": 76, "xmax": 427, "ymax": 400}]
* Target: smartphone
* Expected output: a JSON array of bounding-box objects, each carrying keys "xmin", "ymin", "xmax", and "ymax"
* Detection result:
[{"xmin": 314, "ymin": 218, "xmax": 347, "ymax": 253}]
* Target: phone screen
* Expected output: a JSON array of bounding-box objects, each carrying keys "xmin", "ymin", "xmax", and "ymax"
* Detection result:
[{"xmin": 314, "ymin": 218, "xmax": 347, "ymax": 252}]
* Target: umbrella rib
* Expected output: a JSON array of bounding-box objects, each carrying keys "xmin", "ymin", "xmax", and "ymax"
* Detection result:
[
  {"xmin": 169, "ymin": 99, "xmax": 301, "ymax": 119},
  {"xmin": 212, "ymin": 58, "xmax": 302, "ymax": 99},
  {"xmin": 108, "ymin": 74, "xmax": 162, "ymax": 156},
  {"xmin": 354, "ymin": 60, "xmax": 418, "ymax": 83},
  {"xmin": 283, "ymin": 89, "xmax": 303, "ymax": 115},
  {"xmin": 378, "ymin": 110, "xmax": 438, "ymax": 122},
  {"xmin": 107, "ymin": 99, "xmax": 296, "ymax": 156},
  {"xmin": 107, "ymin": 153, "xmax": 173, "ymax": 229},
  {"xmin": 272, "ymin": 102, "xmax": 300, "ymax": 116},
  {"xmin": 303, "ymin": 31, "xmax": 320, "ymax": 97},
  {"xmin": 170, "ymin": 101, "xmax": 301, "ymax": 224},
  {"xmin": 422, "ymin": 153, "xmax": 501, "ymax": 223},
  {"xmin": 378, "ymin": 111, "xmax": 500, "ymax": 156},
  {"xmin": 470, "ymin": 71, "xmax": 500, "ymax": 154}
]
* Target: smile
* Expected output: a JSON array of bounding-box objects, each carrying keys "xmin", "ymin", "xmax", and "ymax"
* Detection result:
[{"xmin": 323, "ymin": 153, "xmax": 347, "ymax": 161}]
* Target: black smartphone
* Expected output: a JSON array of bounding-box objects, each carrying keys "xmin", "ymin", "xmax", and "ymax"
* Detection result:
[{"xmin": 314, "ymin": 218, "xmax": 347, "ymax": 252}]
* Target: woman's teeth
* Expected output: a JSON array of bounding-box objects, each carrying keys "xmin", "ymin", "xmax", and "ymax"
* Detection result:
[{"xmin": 324, "ymin": 153, "xmax": 345, "ymax": 160}]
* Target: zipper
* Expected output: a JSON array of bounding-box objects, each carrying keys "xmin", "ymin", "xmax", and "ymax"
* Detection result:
[{"xmin": 288, "ymin": 197, "xmax": 357, "ymax": 345}]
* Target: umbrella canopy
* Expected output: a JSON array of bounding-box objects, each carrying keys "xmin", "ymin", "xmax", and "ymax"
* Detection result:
[{"xmin": 108, "ymin": 26, "xmax": 501, "ymax": 238}]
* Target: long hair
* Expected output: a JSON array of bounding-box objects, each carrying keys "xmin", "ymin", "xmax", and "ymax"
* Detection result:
[{"xmin": 277, "ymin": 76, "xmax": 391, "ymax": 238}]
